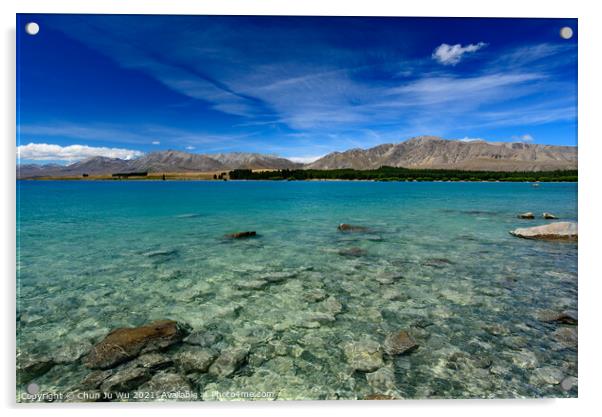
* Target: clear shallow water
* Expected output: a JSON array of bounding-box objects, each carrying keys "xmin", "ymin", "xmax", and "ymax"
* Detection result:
[{"xmin": 17, "ymin": 181, "xmax": 578, "ymax": 400}]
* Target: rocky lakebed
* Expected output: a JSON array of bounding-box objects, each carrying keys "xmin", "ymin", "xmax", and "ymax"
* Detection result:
[{"xmin": 16, "ymin": 181, "xmax": 578, "ymax": 402}]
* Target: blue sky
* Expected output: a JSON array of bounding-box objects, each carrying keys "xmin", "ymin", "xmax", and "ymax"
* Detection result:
[{"xmin": 17, "ymin": 14, "xmax": 577, "ymax": 164}]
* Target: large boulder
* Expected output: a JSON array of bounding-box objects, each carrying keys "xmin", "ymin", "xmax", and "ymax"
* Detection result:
[
  {"xmin": 509, "ymin": 222, "xmax": 577, "ymax": 241},
  {"xmin": 517, "ymin": 212, "xmax": 535, "ymax": 219},
  {"xmin": 84, "ymin": 320, "xmax": 190, "ymax": 369},
  {"xmin": 543, "ymin": 212, "xmax": 559, "ymax": 219}
]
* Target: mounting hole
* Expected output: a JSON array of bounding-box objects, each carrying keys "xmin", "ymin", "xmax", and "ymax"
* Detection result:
[
  {"xmin": 25, "ymin": 22, "xmax": 39, "ymax": 35},
  {"xmin": 560, "ymin": 26, "xmax": 573, "ymax": 40}
]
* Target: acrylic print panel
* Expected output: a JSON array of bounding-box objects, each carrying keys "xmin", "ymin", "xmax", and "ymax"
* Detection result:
[{"xmin": 16, "ymin": 14, "xmax": 577, "ymax": 402}]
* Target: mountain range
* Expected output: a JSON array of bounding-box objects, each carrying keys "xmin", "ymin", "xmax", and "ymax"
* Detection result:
[{"xmin": 17, "ymin": 137, "xmax": 577, "ymax": 178}]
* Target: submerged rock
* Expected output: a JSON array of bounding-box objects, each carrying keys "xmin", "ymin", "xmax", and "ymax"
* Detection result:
[
  {"xmin": 53, "ymin": 341, "xmax": 93, "ymax": 364},
  {"xmin": 17, "ymin": 355, "xmax": 55, "ymax": 384},
  {"xmin": 366, "ymin": 366, "xmax": 396, "ymax": 392},
  {"xmin": 560, "ymin": 376, "xmax": 578, "ymax": 391},
  {"xmin": 531, "ymin": 367, "xmax": 564, "ymax": 385},
  {"xmin": 175, "ymin": 346, "xmax": 217, "ymax": 374},
  {"xmin": 84, "ymin": 320, "xmax": 190, "ymax": 369},
  {"xmin": 364, "ymin": 394, "xmax": 395, "ymax": 400},
  {"xmin": 383, "ymin": 330, "xmax": 418, "ymax": 356},
  {"xmin": 134, "ymin": 353, "xmax": 173, "ymax": 371},
  {"xmin": 512, "ymin": 349, "xmax": 539, "ymax": 369},
  {"xmin": 100, "ymin": 366, "xmax": 151, "ymax": 393},
  {"xmin": 543, "ymin": 212, "xmax": 559, "ymax": 219},
  {"xmin": 81, "ymin": 370, "xmax": 113, "ymax": 390},
  {"xmin": 184, "ymin": 330, "xmax": 223, "ymax": 348},
  {"xmin": 318, "ymin": 296, "xmax": 343, "ymax": 316},
  {"xmin": 422, "ymin": 257, "xmax": 454, "ymax": 268},
  {"xmin": 144, "ymin": 250, "xmax": 178, "ymax": 258},
  {"xmin": 236, "ymin": 279, "xmax": 268, "ymax": 290},
  {"xmin": 553, "ymin": 327, "xmax": 578, "ymax": 348},
  {"xmin": 175, "ymin": 213, "xmax": 202, "ymax": 219},
  {"xmin": 208, "ymin": 346, "xmax": 249, "ymax": 377},
  {"xmin": 260, "ymin": 271, "xmax": 298, "ymax": 283},
  {"xmin": 338, "ymin": 223, "xmax": 369, "ymax": 232},
  {"xmin": 517, "ymin": 212, "xmax": 535, "ymax": 219},
  {"xmin": 342, "ymin": 339, "xmax": 384, "ymax": 372},
  {"xmin": 537, "ymin": 309, "xmax": 578, "ymax": 325},
  {"xmin": 137, "ymin": 371, "xmax": 193, "ymax": 401},
  {"xmin": 509, "ymin": 222, "xmax": 577, "ymax": 241},
  {"xmin": 225, "ymin": 231, "xmax": 256, "ymax": 239},
  {"xmin": 338, "ymin": 247, "xmax": 367, "ymax": 257}
]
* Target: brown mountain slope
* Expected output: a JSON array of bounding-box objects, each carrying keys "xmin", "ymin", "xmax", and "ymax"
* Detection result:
[{"xmin": 306, "ymin": 136, "xmax": 577, "ymax": 171}]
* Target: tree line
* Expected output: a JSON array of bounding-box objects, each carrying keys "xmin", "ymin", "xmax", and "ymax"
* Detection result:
[{"xmin": 228, "ymin": 166, "xmax": 577, "ymax": 182}]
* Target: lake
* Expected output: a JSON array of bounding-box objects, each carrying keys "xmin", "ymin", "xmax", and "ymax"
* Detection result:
[{"xmin": 16, "ymin": 180, "xmax": 578, "ymax": 400}]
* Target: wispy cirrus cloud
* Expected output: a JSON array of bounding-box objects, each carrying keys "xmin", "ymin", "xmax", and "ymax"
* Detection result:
[{"xmin": 34, "ymin": 15, "xmax": 577, "ymax": 151}]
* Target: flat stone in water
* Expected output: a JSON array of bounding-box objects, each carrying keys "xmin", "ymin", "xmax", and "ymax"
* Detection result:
[
  {"xmin": 531, "ymin": 367, "xmax": 564, "ymax": 385},
  {"xmin": 137, "ymin": 371, "xmax": 193, "ymax": 401},
  {"xmin": 53, "ymin": 341, "xmax": 93, "ymax": 364},
  {"xmin": 134, "ymin": 353, "xmax": 173, "ymax": 371},
  {"xmin": 553, "ymin": 327, "xmax": 578, "ymax": 348},
  {"xmin": 81, "ymin": 370, "xmax": 113, "ymax": 389},
  {"xmin": 537, "ymin": 310, "xmax": 578, "ymax": 325},
  {"xmin": 175, "ymin": 346, "xmax": 217, "ymax": 373},
  {"xmin": 511, "ymin": 349, "xmax": 539, "ymax": 369},
  {"xmin": 318, "ymin": 296, "xmax": 343, "ymax": 315},
  {"xmin": 510, "ymin": 222, "xmax": 577, "ymax": 241},
  {"xmin": 144, "ymin": 250, "xmax": 178, "ymax": 258},
  {"xmin": 208, "ymin": 346, "xmax": 249, "ymax": 377},
  {"xmin": 184, "ymin": 330, "xmax": 223, "ymax": 348},
  {"xmin": 342, "ymin": 339, "xmax": 384, "ymax": 372},
  {"xmin": 237, "ymin": 279, "xmax": 268, "ymax": 290},
  {"xmin": 100, "ymin": 367, "xmax": 151, "ymax": 394}
]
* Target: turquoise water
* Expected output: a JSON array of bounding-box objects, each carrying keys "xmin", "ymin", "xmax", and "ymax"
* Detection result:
[{"xmin": 17, "ymin": 181, "xmax": 578, "ymax": 400}]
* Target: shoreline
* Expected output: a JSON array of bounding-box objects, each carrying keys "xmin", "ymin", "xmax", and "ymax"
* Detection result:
[{"xmin": 16, "ymin": 177, "xmax": 578, "ymax": 183}]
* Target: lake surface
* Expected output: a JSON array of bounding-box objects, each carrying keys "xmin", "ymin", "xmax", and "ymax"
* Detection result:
[{"xmin": 17, "ymin": 180, "xmax": 578, "ymax": 400}]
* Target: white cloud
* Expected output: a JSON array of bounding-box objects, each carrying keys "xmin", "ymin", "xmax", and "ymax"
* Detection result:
[
  {"xmin": 288, "ymin": 155, "xmax": 324, "ymax": 164},
  {"xmin": 512, "ymin": 134, "xmax": 534, "ymax": 142},
  {"xmin": 185, "ymin": 145, "xmax": 196, "ymax": 150},
  {"xmin": 432, "ymin": 42, "xmax": 487, "ymax": 66},
  {"xmin": 17, "ymin": 143, "xmax": 143, "ymax": 162},
  {"xmin": 152, "ymin": 140, "xmax": 160, "ymax": 145},
  {"xmin": 457, "ymin": 137, "xmax": 486, "ymax": 142}
]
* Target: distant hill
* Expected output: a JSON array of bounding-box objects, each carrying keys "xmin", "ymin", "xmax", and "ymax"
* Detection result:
[
  {"xmin": 17, "ymin": 138, "xmax": 577, "ymax": 178},
  {"xmin": 306, "ymin": 136, "xmax": 577, "ymax": 171},
  {"xmin": 17, "ymin": 151, "xmax": 302, "ymax": 178}
]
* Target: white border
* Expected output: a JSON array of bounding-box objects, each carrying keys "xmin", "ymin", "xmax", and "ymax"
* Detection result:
[{"xmin": 3, "ymin": 1, "xmax": 601, "ymax": 416}]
